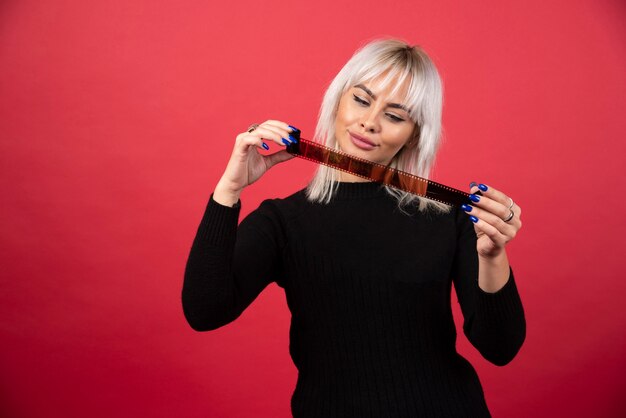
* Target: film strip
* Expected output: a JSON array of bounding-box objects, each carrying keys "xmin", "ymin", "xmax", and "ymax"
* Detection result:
[{"xmin": 285, "ymin": 135, "xmax": 472, "ymax": 207}]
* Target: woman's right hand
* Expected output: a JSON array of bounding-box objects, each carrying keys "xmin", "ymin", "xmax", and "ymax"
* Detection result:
[{"xmin": 213, "ymin": 120, "xmax": 298, "ymax": 206}]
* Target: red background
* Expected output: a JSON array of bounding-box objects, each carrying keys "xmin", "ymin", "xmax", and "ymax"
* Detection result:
[{"xmin": 1, "ymin": 0, "xmax": 625, "ymax": 417}]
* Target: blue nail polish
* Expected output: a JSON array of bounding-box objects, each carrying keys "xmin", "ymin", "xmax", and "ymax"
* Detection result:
[
  {"xmin": 262, "ymin": 142, "xmax": 269, "ymax": 150},
  {"xmin": 288, "ymin": 134, "xmax": 298, "ymax": 143},
  {"xmin": 461, "ymin": 204, "xmax": 472, "ymax": 212},
  {"xmin": 478, "ymin": 183, "xmax": 488, "ymax": 192},
  {"xmin": 469, "ymin": 194, "xmax": 481, "ymax": 203},
  {"xmin": 282, "ymin": 138, "xmax": 290, "ymax": 146},
  {"xmin": 469, "ymin": 182, "xmax": 477, "ymax": 189},
  {"xmin": 470, "ymin": 215, "xmax": 478, "ymax": 223},
  {"xmin": 288, "ymin": 125, "xmax": 300, "ymax": 132}
]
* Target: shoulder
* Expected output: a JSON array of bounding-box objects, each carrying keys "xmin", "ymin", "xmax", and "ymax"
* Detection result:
[
  {"xmin": 236, "ymin": 188, "xmax": 311, "ymax": 246},
  {"xmin": 246, "ymin": 187, "xmax": 312, "ymax": 224},
  {"xmin": 256, "ymin": 188, "xmax": 313, "ymax": 220},
  {"xmin": 414, "ymin": 201, "xmax": 475, "ymax": 238}
]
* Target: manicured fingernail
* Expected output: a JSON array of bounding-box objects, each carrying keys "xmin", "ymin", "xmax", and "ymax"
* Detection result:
[
  {"xmin": 478, "ymin": 183, "xmax": 488, "ymax": 192},
  {"xmin": 469, "ymin": 182, "xmax": 477, "ymax": 189},
  {"xmin": 288, "ymin": 125, "xmax": 300, "ymax": 132},
  {"xmin": 262, "ymin": 142, "xmax": 269, "ymax": 150},
  {"xmin": 469, "ymin": 194, "xmax": 481, "ymax": 203},
  {"xmin": 288, "ymin": 134, "xmax": 298, "ymax": 143},
  {"xmin": 281, "ymin": 138, "xmax": 290, "ymax": 146},
  {"xmin": 470, "ymin": 215, "xmax": 478, "ymax": 223},
  {"xmin": 461, "ymin": 204, "xmax": 472, "ymax": 212}
]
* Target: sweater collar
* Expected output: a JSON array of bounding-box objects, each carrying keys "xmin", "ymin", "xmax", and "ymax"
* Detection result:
[{"xmin": 333, "ymin": 181, "xmax": 388, "ymax": 199}]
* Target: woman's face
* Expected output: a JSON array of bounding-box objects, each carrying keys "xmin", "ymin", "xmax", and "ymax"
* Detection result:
[{"xmin": 334, "ymin": 74, "xmax": 417, "ymax": 166}]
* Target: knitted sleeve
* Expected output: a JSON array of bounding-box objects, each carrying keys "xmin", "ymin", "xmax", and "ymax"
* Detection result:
[
  {"xmin": 451, "ymin": 208, "xmax": 526, "ymax": 366},
  {"xmin": 181, "ymin": 193, "xmax": 285, "ymax": 331}
]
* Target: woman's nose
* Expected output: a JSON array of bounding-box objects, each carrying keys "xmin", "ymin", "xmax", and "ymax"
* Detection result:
[{"xmin": 360, "ymin": 111, "xmax": 380, "ymax": 133}]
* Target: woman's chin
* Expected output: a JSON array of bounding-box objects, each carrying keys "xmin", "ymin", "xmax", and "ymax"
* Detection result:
[{"xmin": 338, "ymin": 140, "xmax": 370, "ymax": 158}]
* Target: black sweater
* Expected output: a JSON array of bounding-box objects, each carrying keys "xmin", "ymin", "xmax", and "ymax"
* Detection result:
[{"xmin": 182, "ymin": 181, "xmax": 526, "ymax": 418}]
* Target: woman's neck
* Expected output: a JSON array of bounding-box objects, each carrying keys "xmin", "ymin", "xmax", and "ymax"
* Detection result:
[{"xmin": 338, "ymin": 171, "xmax": 371, "ymax": 183}]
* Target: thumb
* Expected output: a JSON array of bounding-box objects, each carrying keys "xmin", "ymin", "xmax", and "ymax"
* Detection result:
[{"xmin": 264, "ymin": 150, "xmax": 296, "ymax": 169}]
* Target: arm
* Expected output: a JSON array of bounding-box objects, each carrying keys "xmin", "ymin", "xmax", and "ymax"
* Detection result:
[
  {"xmin": 182, "ymin": 120, "xmax": 296, "ymax": 331},
  {"xmin": 452, "ymin": 208, "xmax": 526, "ymax": 366},
  {"xmin": 181, "ymin": 194, "xmax": 285, "ymax": 331}
]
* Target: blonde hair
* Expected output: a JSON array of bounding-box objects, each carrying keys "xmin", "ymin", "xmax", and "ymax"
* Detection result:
[{"xmin": 305, "ymin": 38, "xmax": 450, "ymax": 214}]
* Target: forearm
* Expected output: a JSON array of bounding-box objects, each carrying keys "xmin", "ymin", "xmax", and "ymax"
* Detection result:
[
  {"xmin": 465, "ymin": 267, "xmax": 526, "ymax": 366},
  {"xmin": 182, "ymin": 195, "xmax": 241, "ymax": 331},
  {"xmin": 478, "ymin": 250, "xmax": 510, "ymax": 293},
  {"xmin": 213, "ymin": 179, "xmax": 242, "ymax": 207}
]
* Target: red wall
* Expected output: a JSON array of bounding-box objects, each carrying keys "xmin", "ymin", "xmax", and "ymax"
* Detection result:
[{"xmin": 1, "ymin": 1, "xmax": 625, "ymax": 417}]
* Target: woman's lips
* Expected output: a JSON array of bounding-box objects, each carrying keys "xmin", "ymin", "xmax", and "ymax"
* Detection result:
[{"xmin": 349, "ymin": 132, "xmax": 377, "ymax": 150}]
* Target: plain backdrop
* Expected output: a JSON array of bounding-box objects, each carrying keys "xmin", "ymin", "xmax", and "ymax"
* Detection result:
[{"xmin": 1, "ymin": 0, "xmax": 625, "ymax": 417}]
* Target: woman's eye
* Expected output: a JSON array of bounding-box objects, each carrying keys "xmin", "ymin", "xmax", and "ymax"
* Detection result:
[
  {"xmin": 352, "ymin": 94, "xmax": 405, "ymax": 122},
  {"xmin": 387, "ymin": 114, "xmax": 404, "ymax": 122},
  {"xmin": 353, "ymin": 94, "xmax": 369, "ymax": 106}
]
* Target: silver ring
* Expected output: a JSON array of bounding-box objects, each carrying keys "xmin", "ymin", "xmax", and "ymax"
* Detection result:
[
  {"xmin": 507, "ymin": 198, "xmax": 515, "ymax": 209},
  {"xmin": 503, "ymin": 209, "xmax": 514, "ymax": 223},
  {"xmin": 247, "ymin": 123, "xmax": 260, "ymax": 133}
]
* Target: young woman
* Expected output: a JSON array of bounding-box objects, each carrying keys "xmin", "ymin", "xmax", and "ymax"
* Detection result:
[{"xmin": 183, "ymin": 38, "xmax": 525, "ymax": 417}]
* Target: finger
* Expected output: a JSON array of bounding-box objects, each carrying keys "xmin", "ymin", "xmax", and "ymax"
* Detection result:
[
  {"xmin": 466, "ymin": 192, "xmax": 518, "ymax": 228},
  {"xmin": 462, "ymin": 203, "xmax": 519, "ymax": 238},
  {"xmin": 260, "ymin": 120, "xmax": 299, "ymax": 141},
  {"xmin": 244, "ymin": 126, "xmax": 292, "ymax": 147},
  {"xmin": 468, "ymin": 214, "xmax": 509, "ymax": 247},
  {"xmin": 469, "ymin": 182, "xmax": 522, "ymax": 219},
  {"xmin": 257, "ymin": 124, "xmax": 298, "ymax": 145},
  {"xmin": 263, "ymin": 119, "xmax": 296, "ymax": 133},
  {"xmin": 508, "ymin": 201, "xmax": 521, "ymax": 217},
  {"xmin": 236, "ymin": 133, "xmax": 270, "ymax": 152},
  {"xmin": 470, "ymin": 183, "xmax": 516, "ymax": 209},
  {"xmin": 265, "ymin": 149, "xmax": 296, "ymax": 169}
]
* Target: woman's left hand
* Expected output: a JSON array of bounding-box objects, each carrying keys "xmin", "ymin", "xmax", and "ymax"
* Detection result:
[{"xmin": 461, "ymin": 183, "xmax": 522, "ymax": 259}]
